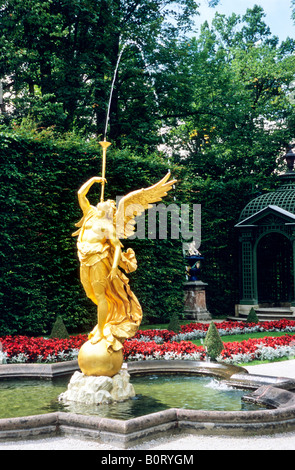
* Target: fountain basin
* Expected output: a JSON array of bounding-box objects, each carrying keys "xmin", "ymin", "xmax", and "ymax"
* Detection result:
[{"xmin": 1, "ymin": 360, "xmax": 295, "ymax": 448}]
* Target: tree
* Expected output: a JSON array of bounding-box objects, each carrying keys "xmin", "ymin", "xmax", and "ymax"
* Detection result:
[
  {"xmin": 168, "ymin": 310, "xmax": 181, "ymax": 333},
  {"xmin": 0, "ymin": 0, "xmax": 206, "ymax": 144},
  {"xmin": 163, "ymin": 6, "xmax": 295, "ymax": 315},
  {"xmin": 167, "ymin": 6, "xmax": 295, "ymax": 178}
]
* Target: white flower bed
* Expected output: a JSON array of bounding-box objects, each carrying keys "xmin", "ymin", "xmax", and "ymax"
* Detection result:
[
  {"xmin": 5, "ymin": 348, "xmax": 80, "ymax": 364},
  {"xmin": 220, "ymin": 344, "xmax": 295, "ymax": 365}
]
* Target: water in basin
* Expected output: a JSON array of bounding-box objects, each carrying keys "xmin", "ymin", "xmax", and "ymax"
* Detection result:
[{"xmin": 0, "ymin": 374, "xmax": 262, "ymax": 420}]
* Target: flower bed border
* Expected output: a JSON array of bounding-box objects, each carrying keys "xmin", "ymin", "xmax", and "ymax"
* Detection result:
[{"xmin": 2, "ymin": 320, "xmax": 295, "ymax": 365}]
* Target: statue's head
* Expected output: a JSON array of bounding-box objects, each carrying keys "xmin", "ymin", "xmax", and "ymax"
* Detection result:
[{"xmin": 96, "ymin": 199, "xmax": 116, "ymax": 220}]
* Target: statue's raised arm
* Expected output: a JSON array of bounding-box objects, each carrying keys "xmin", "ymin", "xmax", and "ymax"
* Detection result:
[{"xmin": 77, "ymin": 176, "xmax": 107, "ymax": 215}]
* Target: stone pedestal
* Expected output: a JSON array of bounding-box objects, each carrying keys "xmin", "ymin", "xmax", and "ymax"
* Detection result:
[
  {"xmin": 183, "ymin": 280, "xmax": 212, "ymax": 321},
  {"xmin": 58, "ymin": 368, "xmax": 135, "ymax": 406}
]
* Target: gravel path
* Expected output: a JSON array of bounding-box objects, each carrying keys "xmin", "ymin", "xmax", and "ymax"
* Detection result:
[
  {"xmin": 1, "ymin": 431, "xmax": 295, "ymax": 450},
  {"xmin": 1, "ymin": 360, "xmax": 295, "ymax": 451}
]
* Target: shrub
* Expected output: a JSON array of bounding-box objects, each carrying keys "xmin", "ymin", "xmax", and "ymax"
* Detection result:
[
  {"xmin": 49, "ymin": 316, "xmax": 70, "ymax": 339},
  {"xmin": 204, "ymin": 321, "xmax": 224, "ymax": 360},
  {"xmin": 168, "ymin": 311, "xmax": 181, "ymax": 333},
  {"xmin": 246, "ymin": 307, "xmax": 259, "ymax": 324}
]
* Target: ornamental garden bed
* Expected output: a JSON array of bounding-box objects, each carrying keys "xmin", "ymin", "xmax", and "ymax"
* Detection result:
[{"xmin": 1, "ymin": 320, "xmax": 295, "ymax": 365}]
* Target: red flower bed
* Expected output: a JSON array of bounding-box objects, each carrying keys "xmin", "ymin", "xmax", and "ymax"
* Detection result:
[
  {"xmin": 0, "ymin": 334, "xmax": 205, "ymax": 363},
  {"xmin": 220, "ymin": 334, "xmax": 295, "ymax": 360},
  {"xmin": 1, "ymin": 320, "xmax": 295, "ymax": 364},
  {"xmin": 123, "ymin": 334, "xmax": 295, "ymax": 362},
  {"xmin": 133, "ymin": 319, "xmax": 295, "ymax": 343},
  {"xmin": 133, "ymin": 329, "xmax": 175, "ymax": 342},
  {"xmin": 122, "ymin": 339, "xmax": 205, "ymax": 361},
  {"xmin": 180, "ymin": 319, "xmax": 295, "ymax": 335},
  {"xmin": 0, "ymin": 334, "xmax": 87, "ymax": 362}
]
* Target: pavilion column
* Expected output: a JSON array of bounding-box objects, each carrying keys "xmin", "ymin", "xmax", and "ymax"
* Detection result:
[
  {"xmin": 292, "ymin": 238, "xmax": 295, "ymax": 306},
  {"xmin": 240, "ymin": 234, "xmax": 257, "ymax": 305}
]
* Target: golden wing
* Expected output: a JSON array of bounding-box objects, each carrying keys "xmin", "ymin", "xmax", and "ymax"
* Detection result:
[{"xmin": 115, "ymin": 172, "xmax": 177, "ymax": 239}]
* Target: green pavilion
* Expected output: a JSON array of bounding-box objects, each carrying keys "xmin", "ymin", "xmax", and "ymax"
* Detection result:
[{"xmin": 235, "ymin": 146, "xmax": 295, "ymax": 321}]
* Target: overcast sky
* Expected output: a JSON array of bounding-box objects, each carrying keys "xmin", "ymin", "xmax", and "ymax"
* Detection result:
[{"xmin": 193, "ymin": 0, "xmax": 295, "ymax": 42}]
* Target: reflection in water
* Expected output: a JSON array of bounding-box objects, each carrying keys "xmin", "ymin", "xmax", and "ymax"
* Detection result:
[{"xmin": 0, "ymin": 374, "xmax": 261, "ymax": 420}]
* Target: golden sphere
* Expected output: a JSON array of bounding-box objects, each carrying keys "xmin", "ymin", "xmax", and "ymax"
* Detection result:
[{"xmin": 78, "ymin": 338, "xmax": 123, "ymax": 377}]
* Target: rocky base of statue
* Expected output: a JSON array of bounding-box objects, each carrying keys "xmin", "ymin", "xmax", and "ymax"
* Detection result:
[{"xmin": 58, "ymin": 368, "xmax": 135, "ymax": 405}]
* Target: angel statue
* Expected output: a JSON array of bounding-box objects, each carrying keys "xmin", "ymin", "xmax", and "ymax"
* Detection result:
[{"xmin": 73, "ymin": 169, "xmax": 176, "ymax": 376}]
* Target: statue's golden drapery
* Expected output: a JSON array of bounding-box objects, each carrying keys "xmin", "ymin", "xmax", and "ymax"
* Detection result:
[
  {"xmin": 73, "ymin": 201, "xmax": 142, "ymax": 353},
  {"xmin": 73, "ymin": 157, "xmax": 176, "ymax": 376}
]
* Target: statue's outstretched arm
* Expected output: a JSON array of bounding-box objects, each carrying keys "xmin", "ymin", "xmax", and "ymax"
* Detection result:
[{"xmin": 78, "ymin": 176, "xmax": 106, "ymax": 214}]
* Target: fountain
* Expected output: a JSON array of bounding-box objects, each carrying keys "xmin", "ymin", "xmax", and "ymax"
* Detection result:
[
  {"xmin": 1, "ymin": 359, "xmax": 295, "ymax": 448},
  {"xmin": 53, "ymin": 38, "xmax": 179, "ymax": 407},
  {"xmin": 63, "ymin": 146, "xmax": 176, "ymax": 405},
  {"xmin": 2, "ymin": 41, "xmax": 295, "ymax": 449}
]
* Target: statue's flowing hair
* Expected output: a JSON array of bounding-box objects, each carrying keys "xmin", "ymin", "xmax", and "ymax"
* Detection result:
[{"xmin": 72, "ymin": 199, "xmax": 116, "ymax": 238}]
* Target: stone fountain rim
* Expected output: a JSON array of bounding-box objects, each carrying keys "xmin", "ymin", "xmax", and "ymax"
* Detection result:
[
  {"xmin": 1, "ymin": 359, "xmax": 295, "ymax": 389},
  {"xmin": 1, "ymin": 359, "xmax": 295, "ymax": 448}
]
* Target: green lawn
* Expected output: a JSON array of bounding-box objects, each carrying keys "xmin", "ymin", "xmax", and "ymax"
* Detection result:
[
  {"xmin": 140, "ymin": 324, "xmax": 290, "ymax": 346},
  {"xmin": 140, "ymin": 321, "xmax": 195, "ymax": 330},
  {"xmin": 190, "ymin": 331, "xmax": 289, "ymax": 347}
]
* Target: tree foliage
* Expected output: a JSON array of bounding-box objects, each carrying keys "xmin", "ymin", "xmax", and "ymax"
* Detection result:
[
  {"xmin": 246, "ymin": 307, "xmax": 259, "ymax": 324},
  {"xmin": 0, "ymin": 0, "xmax": 201, "ymax": 146},
  {"xmin": 162, "ymin": 6, "xmax": 295, "ymax": 315},
  {"xmin": 1, "ymin": 2, "xmax": 295, "ymax": 332},
  {"xmin": 168, "ymin": 6, "xmax": 295, "ymax": 176},
  {"xmin": 49, "ymin": 315, "xmax": 70, "ymax": 339}
]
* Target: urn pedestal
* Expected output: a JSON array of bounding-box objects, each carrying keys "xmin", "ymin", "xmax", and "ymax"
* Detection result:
[{"xmin": 183, "ymin": 280, "xmax": 212, "ymax": 321}]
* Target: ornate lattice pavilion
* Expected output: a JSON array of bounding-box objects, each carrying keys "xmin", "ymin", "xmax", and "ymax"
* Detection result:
[{"xmin": 235, "ymin": 146, "xmax": 295, "ymax": 320}]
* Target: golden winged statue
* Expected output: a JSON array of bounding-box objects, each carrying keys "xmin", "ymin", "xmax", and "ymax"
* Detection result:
[{"xmin": 73, "ymin": 171, "xmax": 176, "ymax": 376}]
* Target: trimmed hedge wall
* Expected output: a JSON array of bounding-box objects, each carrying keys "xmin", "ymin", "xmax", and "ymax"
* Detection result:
[{"xmin": 0, "ymin": 128, "xmax": 185, "ymax": 335}]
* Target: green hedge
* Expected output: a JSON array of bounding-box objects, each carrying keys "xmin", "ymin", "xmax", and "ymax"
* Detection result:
[
  {"xmin": 0, "ymin": 127, "xmax": 185, "ymax": 335},
  {"xmin": 1, "ymin": 126, "xmax": 267, "ymax": 335}
]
